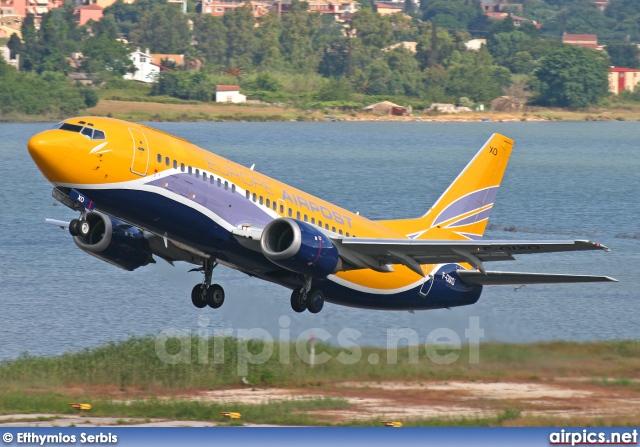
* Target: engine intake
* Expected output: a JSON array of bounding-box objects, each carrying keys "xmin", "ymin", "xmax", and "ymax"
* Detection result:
[
  {"xmin": 260, "ymin": 218, "xmax": 340, "ymax": 278},
  {"xmin": 73, "ymin": 212, "xmax": 153, "ymax": 271}
]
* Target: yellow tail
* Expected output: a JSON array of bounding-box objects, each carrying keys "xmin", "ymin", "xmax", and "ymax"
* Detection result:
[{"xmin": 376, "ymin": 133, "xmax": 514, "ymax": 240}]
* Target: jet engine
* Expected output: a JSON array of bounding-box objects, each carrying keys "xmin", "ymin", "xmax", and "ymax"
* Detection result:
[
  {"xmin": 73, "ymin": 211, "xmax": 153, "ymax": 271},
  {"xmin": 260, "ymin": 218, "xmax": 341, "ymax": 278}
]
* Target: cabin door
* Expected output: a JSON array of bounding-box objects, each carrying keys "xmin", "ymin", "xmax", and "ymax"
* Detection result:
[{"xmin": 129, "ymin": 128, "xmax": 150, "ymax": 176}]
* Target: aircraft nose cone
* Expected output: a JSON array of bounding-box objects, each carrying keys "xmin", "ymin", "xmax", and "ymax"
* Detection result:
[{"xmin": 27, "ymin": 131, "xmax": 71, "ymax": 182}]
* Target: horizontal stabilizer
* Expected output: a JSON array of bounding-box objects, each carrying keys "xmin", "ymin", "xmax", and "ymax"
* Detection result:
[{"xmin": 458, "ymin": 271, "xmax": 618, "ymax": 286}]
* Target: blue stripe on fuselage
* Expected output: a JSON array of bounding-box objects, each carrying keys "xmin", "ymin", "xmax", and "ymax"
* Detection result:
[{"xmin": 75, "ymin": 187, "xmax": 483, "ymax": 311}]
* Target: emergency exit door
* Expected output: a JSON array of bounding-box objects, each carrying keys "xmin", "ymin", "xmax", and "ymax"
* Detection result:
[{"xmin": 129, "ymin": 128, "xmax": 150, "ymax": 176}]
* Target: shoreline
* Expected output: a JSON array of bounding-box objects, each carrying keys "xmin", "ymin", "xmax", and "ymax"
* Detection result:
[{"xmin": 3, "ymin": 99, "xmax": 640, "ymax": 123}]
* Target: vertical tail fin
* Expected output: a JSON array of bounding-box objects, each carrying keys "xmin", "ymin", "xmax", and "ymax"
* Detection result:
[{"xmin": 376, "ymin": 133, "xmax": 514, "ymax": 240}]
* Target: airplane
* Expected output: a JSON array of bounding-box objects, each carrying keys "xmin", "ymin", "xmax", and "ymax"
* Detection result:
[{"xmin": 28, "ymin": 117, "xmax": 617, "ymax": 314}]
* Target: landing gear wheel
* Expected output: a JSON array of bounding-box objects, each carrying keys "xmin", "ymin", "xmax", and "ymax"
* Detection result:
[
  {"xmin": 79, "ymin": 219, "xmax": 90, "ymax": 237},
  {"xmin": 191, "ymin": 284, "xmax": 208, "ymax": 308},
  {"xmin": 306, "ymin": 289, "xmax": 324, "ymax": 314},
  {"xmin": 290, "ymin": 288, "xmax": 306, "ymax": 313},
  {"xmin": 206, "ymin": 284, "xmax": 225, "ymax": 309},
  {"xmin": 69, "ymin": 219, "xmax": 81, "ymax": 237}
]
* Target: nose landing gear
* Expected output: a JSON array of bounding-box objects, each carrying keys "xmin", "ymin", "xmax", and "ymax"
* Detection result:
[{"xmin": 191, "ymin": 258, "xmax": 225, "ymax": 309}]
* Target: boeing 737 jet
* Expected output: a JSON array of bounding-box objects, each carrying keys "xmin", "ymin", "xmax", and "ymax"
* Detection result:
[{"xmin": 28, "ymin": 118, "xmax": 616, "ymax": 314}]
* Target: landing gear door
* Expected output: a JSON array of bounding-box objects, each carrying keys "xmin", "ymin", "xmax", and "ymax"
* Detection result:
[
  {"xmin": 129, "ymin": 128, "xmax": 150, "ymax": 176},
  {"xmin": 419, "ymin": 275, "xmax": 434, "ymax": 297}
]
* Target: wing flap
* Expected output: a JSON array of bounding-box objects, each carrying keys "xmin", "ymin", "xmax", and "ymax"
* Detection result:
[
  {"xmin": 458, "ymin": 271, "xmax": 618, "ymax": 286},
  {"xmin": 341, "ymin": 239, "xmax": 610, "ymax": 264}
]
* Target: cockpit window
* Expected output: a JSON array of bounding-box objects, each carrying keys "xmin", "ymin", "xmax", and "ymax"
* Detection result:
[
  {"xmin": 60, "ymin": 123, "xmax": 83, "ymax": 133},
  {"xmin": 58, "ymin": 122, "xmax": 106, "ymax": 140},
  {"xmin": 50, "ymin": 122, "xmax": 63, "ymax": 130}
]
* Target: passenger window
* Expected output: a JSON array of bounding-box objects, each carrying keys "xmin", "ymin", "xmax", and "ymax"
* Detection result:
[
  {"xmin": 304, "ymin": 214, "xmax": 308, "ymax": 222},
  {"xmin": 93, "ymin": 130, "xmax": 106, "ymax": 140},
  {"xmin": 156, "ymin": 154, "xmax": 162, "ymax": 163},
  {"xmin": 288, "ymin": 208, "xmax": 292, "ymax": 217},
  {"xmin": 346, "ymin": 232, "xmax": 350, "ymax": 237},
  {"xmin": 180, "ymin": 163, "xmax": 185, "ymax": 172},
  {"xmin": 325, "ymin": 224, "xmax": 329, "ymax": 230},
  {"xmin": 211, "ymin": 176, "xmax": 215, "ymax": 184},
  {"xmin": 246, "ymin": 191, "xmax": 250, "ymax": 199},
  {"xmin": 232, "ymin": 184, "xmax": 236, "ymax": 193},
  {"xmin": 173, "ymin": 160, "xmax": 177, "ymax": 169},
  {"xmin": 332, "ymin": 226, "xmax": 336, "ymax": 233},
  {"xmin": 217, "ymin": 178, "xmax": 221, "ymax": 187},
  {"xmin": 318, "ymin": 220, "xmax": 322, "ymax": 227},
  {"xmin": 339, "ymin": 229, "xmax": 343, "ymax": 235},
  {"xmin": 225, "ymin": 181, "xmax": 228, "ymax": 190},
  {"xmin": 195, "ymin": 169, "xmax": 200, "ymax": 178},
  {"xmin": 266, "ymin": 199, "xmax": 270, "ymax": 208},
  {"xmin": 296, "ymin": 211, "xmax": 301, "ymax": 220},
  {"xmin": 259, "ymin": 196, "xmax": 263, "ymax": 205},
  {"xmin": 165, "ymin": 157, "xmax": 170, "ymax": 166},
  {"xmin": 253, "ymin": 193, "xmax": 257, "ymax": 202},
  {"xmin": 311, "ymin": 218, "xmax": 315, "ymax": 224},
  {"xmin": 273, "ymin": 202, "xmax": 277, "ymax": 211},
  {"xmin": 202, "ymin": 172, "xmax": 207, "ymax": 181},
  {"xmin": 188, "ymin": 166, "xmax": 192, "ymax": 175},
  {"xmin": 279, "ymin": 204, "xmax": 284, "ymax": 213}
]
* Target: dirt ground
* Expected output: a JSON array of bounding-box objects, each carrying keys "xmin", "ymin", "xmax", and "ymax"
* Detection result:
[
  {"xmin": 2, "ymin": 379, "xmax": 638, "ymax": 427},
  {"xmin": 85, "ymin": 100, "xmax": 640, "ymax": 123}
]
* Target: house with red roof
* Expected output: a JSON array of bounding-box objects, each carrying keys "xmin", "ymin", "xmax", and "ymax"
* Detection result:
[
  {"xmin": 215, "ymin": 85, "xmax": 246, "ymax": 103},
  {"xmin": 74, "ymin": 4, "xmax": 103, "ymax": 26},
  {"xmin": 123, "ymin": 48, "xmax": 171, "ymax": 83},
  {"xmin": 609, "ymin": 67, "xmax": 640, "ymax": 95},
  {"xmin": 563, "ymin": 33, "xmax": 599, "ymax": 49}
]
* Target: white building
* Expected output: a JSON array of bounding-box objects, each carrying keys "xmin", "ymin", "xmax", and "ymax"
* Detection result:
[
  {"xmin": 0, "ymin": 45, "xmax": 18, "ymax": 69},
  {"xmin": 123, "ymin": 48, "xmax": 161, "ymax": 83},
  {"xmin": 465, "ymin": 38, "xmax": 487, "ymax": 51},
  {"xmin": 215, "ymin": 85, "xmax": 246, "ymax": 103}
]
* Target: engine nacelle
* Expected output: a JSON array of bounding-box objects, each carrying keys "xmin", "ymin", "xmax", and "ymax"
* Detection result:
[
  {"xmin": 260, "ymin": 218, "xmax": 340, "ymax": 278},
  {"xmin": 73, "ymin": 212, "xmax": 153, "ymax": 271}
]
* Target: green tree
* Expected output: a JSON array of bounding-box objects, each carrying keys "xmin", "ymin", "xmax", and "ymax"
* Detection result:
[
  {"xmin": 605, "ymin": 42, "xmax": 640, "ymax": 69},
  {"xmin": 129, "ymin": 4, "xmax": 191, "ymax": 53},
  {"xmin": 317, "ymin": 78, "xmax": 353, "ymax": 101},
  {"xmin": 446, "ymin": 47, "xmax": 511, "ymax": 103},
  {"xmin": 223, "ymin": 4, "xmax": 257, "ymax": 69},
  {"xmin": 193, "ymin": 15, "xmax": 227, "ymax": 66},
  {"xmin": 535, "ymin": 45, "xmax": 610, "ymax": 108},
  {"xmin": 7, "ymin": 33, "xmax": 22, "ymax": 60},
  {"xmin": 103, "ymin": 0, "xmax": 167, "ymax": 38},
  {"xmin": 280, "ymin": 0, "xmax": 322, "ymax": 72},
  {"xmin": 255, "ymin": 13, "xmax": 284, "ymax": 69},
  {"xmin": 36, "ymin": 12, "xmax": 72, "ymax": 74},
  {"xmin": 81, "ymin": 33, "xmax": 133, "ymax": 77},
  {"xmin": 350, "ymin": 9, "xmax": 393, "ymax": 50},
  {"xmin": 416, "ymin": 22, "xmax": 456, "ymax": 68}
]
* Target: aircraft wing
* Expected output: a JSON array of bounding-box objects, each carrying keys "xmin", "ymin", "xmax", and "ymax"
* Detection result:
[
  {"xmin": 457, "ymin": 271, "xmax": 617, "ymax": 285},
  {"xmin": 337, "ymin": 238, "xmax": 611, "ymax": 277}
]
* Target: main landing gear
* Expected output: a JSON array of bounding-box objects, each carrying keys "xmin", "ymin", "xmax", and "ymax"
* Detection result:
[
  {"xmin": 191, "ymin": 258, "xmax": 225, "ymax": 309},
  {"xmin": 290, "ymin": 278, "xmax": 324, "ymax": 314},
  {"xmin": 69, "ymin": 214, "xmax": 91, "ymax": 238}
]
